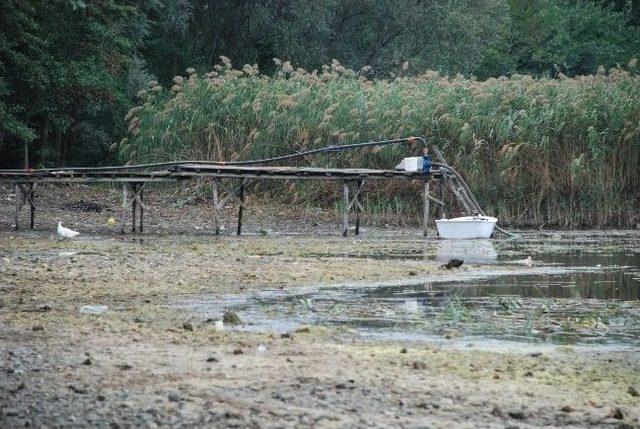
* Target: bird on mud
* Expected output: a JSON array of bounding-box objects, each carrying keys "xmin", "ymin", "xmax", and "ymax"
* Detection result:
[
  {"xmin": 441, "ymin": 259, "xmax": 464, "ymax": 269},
  {"xmin": 56, "ymin": 221, "xmax": 80, "ymax": 240}
]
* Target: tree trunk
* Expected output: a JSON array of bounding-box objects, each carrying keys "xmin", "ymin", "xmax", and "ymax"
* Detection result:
[{"xmin": 24, "ymin": 141, "xmax": 29, "ymax": 169}]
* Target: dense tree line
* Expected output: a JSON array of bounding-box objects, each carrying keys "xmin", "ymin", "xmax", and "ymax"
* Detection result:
[{"xmin": 1, "ymin": 0, "xmax": 639, "ymax": 168}]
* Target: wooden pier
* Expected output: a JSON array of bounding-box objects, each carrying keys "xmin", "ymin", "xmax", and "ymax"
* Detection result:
[{"xmin": 0, "ymin": 164, "xmax": 445, "ymax": 236}]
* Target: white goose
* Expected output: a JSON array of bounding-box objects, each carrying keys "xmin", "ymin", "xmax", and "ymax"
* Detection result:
[{"xmin": 57, "ymin": 221, "xmax": 80, "ymax": 240}]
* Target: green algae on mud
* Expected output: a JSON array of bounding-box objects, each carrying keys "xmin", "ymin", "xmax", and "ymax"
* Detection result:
[{"xmin": 2, "ymin": 228, "xmax": 640, "ymax": 428}]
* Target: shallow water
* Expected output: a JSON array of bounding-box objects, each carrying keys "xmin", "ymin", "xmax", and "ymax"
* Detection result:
[{"xmin": 176, "ymin": 231, "xmax": 640, "ymax": 349}]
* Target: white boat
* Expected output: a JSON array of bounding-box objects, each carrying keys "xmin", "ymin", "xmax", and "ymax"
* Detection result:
[{"xmin": 435, "ymin": 215, "xmax": 497, "ymax": 239}]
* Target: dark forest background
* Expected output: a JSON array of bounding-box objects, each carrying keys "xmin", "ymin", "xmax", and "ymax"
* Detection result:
[{"xmin": 1, "ymin": 0, "xmax": 639, "ymax": 168}]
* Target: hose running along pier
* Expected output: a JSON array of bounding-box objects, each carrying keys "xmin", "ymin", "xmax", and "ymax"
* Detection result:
[{"xmin": 0, "ymin": 137, "xmax": 514, "ymax": 237}]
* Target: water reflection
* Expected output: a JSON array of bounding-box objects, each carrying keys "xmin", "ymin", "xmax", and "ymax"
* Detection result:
[
  {"xmin": 177, "ymin": 238, "xmax": 640, "ymax": 348},
  {"xmin": 436, "ymin": 239, "xmax": 497, "ymax": 264}
]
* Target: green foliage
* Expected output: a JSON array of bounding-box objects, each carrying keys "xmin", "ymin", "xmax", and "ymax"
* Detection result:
[
  {"xmin": 1, "ymin": 0, "xmax": 640, "ymax": 227},
  {"xmin": 501, "ymin": 0, "xmax": 640, "ymax": 77},
  {"xmin": 0, "ymin": 0, "xmax": 149, "ymax": 167},
  {"xmin": 121, "ymin": 59, "xmax": 640, "ymax": 227}
]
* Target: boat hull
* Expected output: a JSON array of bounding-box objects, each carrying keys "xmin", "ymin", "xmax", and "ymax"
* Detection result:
[{"xmin": 435, "ymin": 216, "xmax": 497, "ymax": 239}]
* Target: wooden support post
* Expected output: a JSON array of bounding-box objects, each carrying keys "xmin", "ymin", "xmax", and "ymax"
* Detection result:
[
  {"xmin": 139, "ymin": 185, "xmax": 144, "ymax": 233},
  {"xmin": 423, "ymin": 180, "xmax": 430, "ymax": 237},
  {"xmin": 121, "ymin": 183, "xmax": 128, "ymax": 234},
  {"xmin": 342, "ymin": 182, "xmax": 349, "ymax": 237},
  {"xmin": 237, "ymin": 181, "xmax": 245, "ymax": 236},
  {"xmin": 131, "ymin": 183, "xmax": 137, "ymax": 233},
  {"xmin": 29, "ymin": 183, "xmax": 35, "ymax": 229},
  {"xmin": 438, "ymin": 179, "xmax": 445, "ymax": 220},
  {"xmin": 14, "ymin": 184, "xmax": 21, "ymax": 230},
  {"xmin": 354, "ymin": 180, "xmax": 364, "ymax": 235},
  {"xmin": 212, "ymin": 179, "xmax": 220, "ymax": 235}
]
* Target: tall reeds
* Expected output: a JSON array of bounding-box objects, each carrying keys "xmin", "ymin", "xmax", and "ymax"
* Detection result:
[{"xmin": 119, "ymin": 59, "xmax": 640, "ymax": 227}]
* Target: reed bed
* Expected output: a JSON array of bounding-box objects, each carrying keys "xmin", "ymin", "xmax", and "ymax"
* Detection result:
[{"xmin": 118, "ymin": 58, "xmax": 640, "ymax": 227}]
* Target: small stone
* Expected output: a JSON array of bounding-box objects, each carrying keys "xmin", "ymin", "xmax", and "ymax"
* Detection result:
[
  {"xmin": 491, "ymin": 406, "xmax": 503, "ymax": 417},
  {"xmin": 628, "ymin": 385, "xmax": 639, "ymax": 397},
  {"xmin": 168, "ymin": 392, "xmax": 180, "ymax": 402},
  {"xmin": 32, "ymin": 325, "xmax": 44, "ymax": 331},
  {"xmin": 206, "ymin": 356, "xmax": 219, "ymax": 363},
  {"xmin": 10, "ymin": 382, "xmax": 25, "ymax": 393},
  {"xmin": 68, "ymin": 385, "xmax": 88, "ymax": 394},
  {"xmin": 39, "ymin": 304, "xmax": 52, "ymax": 311},
  {"xmin": 232, "ymin": 349, "xmax": 244, "ymax": 355},
  {"xmin": 116, "ymin": 363, "xmax": 132, "ymax": 370},
  {"xmin": 334, "ymin": 383, "xmax": 347, "ymax": 389},
  {"xmin": 524, "ymin": 371, "xmax": 534, "ymax": 377},
  {"xmin": 82, "ymin": 358, "xmax": 93, "ymax": 366},
  {"xmin": 182, "ymin": 322, "xmax": 194, "ymax": 331},
  {"xmin": 3, "ymin": 408, "xmax": 19, "ymax": 417},
  {"xmin": 528, "ymin": 352, "xmax": 543, "ymax": 357},
  {"xmin": 222, "ymin": 311, "xmax": 242, "ymax": 325},
  {"xmin": 400, "ymin": 348, "xmax": 408, "ymax": 354},
  {"xmin": 610, "ymin": 407, "xmax": 625, "ymax": 420},
  {"xmin": 413, "ymin": 361, "xmax": 427, "ymax": 370},
  {"xmin": 560, "ymin": 405, "xmax": 574, "ymax": 413},
  {"xmin": 96, "ymin": 394, "xmax": 106, "ymax": 401},
  {"xmin": 280, "ymin": 333, "xmax": 292, "ymax": 339},
  {"xmin": 508, "ymin": 409, "xmax": 526, "ymax": 420}
]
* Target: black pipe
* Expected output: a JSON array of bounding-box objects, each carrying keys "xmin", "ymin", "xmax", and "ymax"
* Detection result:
[{"xmin": 0, "ymin": 137, "xmax": 427, "ymax": 173}]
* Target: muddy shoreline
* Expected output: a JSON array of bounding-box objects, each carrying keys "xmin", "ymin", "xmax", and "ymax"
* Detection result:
[{"xmin": 1, "ymin": 185, "xmax": 640, "ymax": 428}]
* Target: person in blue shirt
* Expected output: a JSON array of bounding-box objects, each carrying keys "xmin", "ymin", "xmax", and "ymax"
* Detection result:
[{"xmin": 422, "ymin": 147, "xmax": 431, "ymax": 175}]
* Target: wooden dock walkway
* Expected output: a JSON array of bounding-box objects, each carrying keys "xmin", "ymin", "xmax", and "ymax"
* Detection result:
[{"xmin": 0, "ymin": 163, "xmax": 444, "ymax": 236}]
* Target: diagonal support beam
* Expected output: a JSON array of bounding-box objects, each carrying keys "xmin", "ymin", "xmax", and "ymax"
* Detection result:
[
  {"xmin": 211, "ymin": 178, "xmax": 251, "ymax": 235},
  {"xmin": 342, "ymin": 180, "xmax": 365, "ymax": 236}
]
